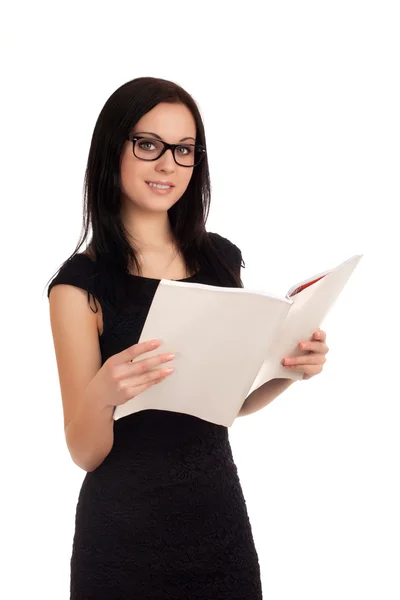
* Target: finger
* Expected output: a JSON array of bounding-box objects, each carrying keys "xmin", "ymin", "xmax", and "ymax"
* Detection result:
[
  {"xmin": 286, "ymin": 364, "xmax": 323, "ymax": 375},
  {"xmin": 129, "ymin": 351, "xmax": 175, "ymax": 375},
  {"xmin": 109, "ymin": 339, "xmax": 161, "ymax": 366},
  {"xmin": 298, "ymin": 341, "xmax": 329, "ymax": 353},
  {"xmin": 130, "ymin": 373, "xmax": 168, "ymax": 396},
  {"xmin": 313, "ymin": 329, "xmax": 326, "ymax": 342},
  {"xmin": 126, "ymin": 366, "xmax": 174, "ymax": 390},
  {"xmin": 283, "ymin": 354, "xmax": 326, "ymax": 366}
]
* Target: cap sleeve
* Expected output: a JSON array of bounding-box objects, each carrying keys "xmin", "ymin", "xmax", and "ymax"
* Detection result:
[
  {"xmin": 208, "ymin": 232, "xmax": 245, "ymax": 275},
  {"xmin": 47, "ymin": 254, "xmax": 99, "ymax": 313}
]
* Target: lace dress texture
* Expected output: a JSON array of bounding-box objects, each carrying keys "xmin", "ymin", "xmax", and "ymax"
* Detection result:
[{"xmin": 47, "ymin": 232, "xmax": 263, "ymax": 599}]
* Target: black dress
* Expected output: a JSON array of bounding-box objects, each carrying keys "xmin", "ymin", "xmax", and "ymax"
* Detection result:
[{"xmin": 47, "ymin": 232, "xmax": 263, "ymax": 599}]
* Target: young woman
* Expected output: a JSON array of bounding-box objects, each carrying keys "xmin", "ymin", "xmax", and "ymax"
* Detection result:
[{"xmin": 47, "ymin": 76, "xmax": 328, "ymax": 599}]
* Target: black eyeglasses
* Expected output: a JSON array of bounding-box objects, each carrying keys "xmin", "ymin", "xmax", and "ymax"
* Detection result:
[{"xmin": 127, "ymin": 134, "xmax": 206, "ymax": 167}]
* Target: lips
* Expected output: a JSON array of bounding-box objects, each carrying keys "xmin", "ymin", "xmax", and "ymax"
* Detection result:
[
  {"xmin": 145, "ymin": 180, "xmax": 175, "ymax": 187},
  {"xmin": 145, "ymin": 181, "xmax": 175, "ymax": 194}
]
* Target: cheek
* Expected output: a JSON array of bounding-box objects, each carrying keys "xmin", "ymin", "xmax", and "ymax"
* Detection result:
[
  {"xmin": 180, "ymin": 169, "xmax": 194, "ymax": 190},
  {"xmin": 120, "ymin": 159, "xmax": 146, "ymax": 192}
]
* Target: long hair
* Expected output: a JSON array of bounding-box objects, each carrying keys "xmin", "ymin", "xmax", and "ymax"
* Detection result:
[{"xmin": 45, "ymin": 76, "xmax": 244, "ymax": 314}]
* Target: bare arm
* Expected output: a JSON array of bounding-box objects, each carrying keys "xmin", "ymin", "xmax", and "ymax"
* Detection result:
[
  {"xmin": 49, "ymin": 284, "xmax": 174, "ymax": 472},
  {"xmin": 65, "ymin": 390, "xmax": 114, "ymax": 472},
  {"xmin": 49, "ymin": 284, "xmax": 114, "ymax": 472},
  {"xmin": 238, "ymin": 378, "xmax": 295, "ymax": 417}
]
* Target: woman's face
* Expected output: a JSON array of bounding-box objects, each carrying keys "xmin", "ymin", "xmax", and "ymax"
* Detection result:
[{"xmin": 119, "ymin": 102, "xmax": 197, "ymax": 214}]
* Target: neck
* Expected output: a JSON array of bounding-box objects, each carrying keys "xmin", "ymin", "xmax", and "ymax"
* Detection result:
[{"xmin": 121, "ymin": 203, "xmax": 176, "ymax": 250}]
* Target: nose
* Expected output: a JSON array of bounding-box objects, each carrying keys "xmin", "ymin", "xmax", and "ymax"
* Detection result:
[{"xmin": 156, "ymin": 147, "xmax": 176, "ymax": 171}]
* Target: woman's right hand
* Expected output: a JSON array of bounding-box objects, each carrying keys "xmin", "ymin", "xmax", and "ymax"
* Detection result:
[{"xmin": 84, "ymin": 339, "xmax": 175, "ymax": 409}]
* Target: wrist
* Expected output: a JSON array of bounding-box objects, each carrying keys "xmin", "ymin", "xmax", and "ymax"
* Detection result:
[{"xmin": 81, "ymin": 387, "xmax": 115, "ymax": 420}]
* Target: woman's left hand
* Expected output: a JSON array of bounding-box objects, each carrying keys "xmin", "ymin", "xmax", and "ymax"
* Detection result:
[{"xmin": 281, "ymin": 329, "xmax": 329, "ymax": 380}]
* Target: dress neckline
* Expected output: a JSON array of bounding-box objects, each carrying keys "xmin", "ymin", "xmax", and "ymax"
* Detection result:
[{"xmin": 77, "ymin": 253, "xmax": 201, "ymax": 283}]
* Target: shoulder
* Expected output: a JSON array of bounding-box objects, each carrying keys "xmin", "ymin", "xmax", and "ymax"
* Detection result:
[
  {"xmin": 207, "ymin": 231, "xmax": 245, "ymax": 269},
  {"xmin": 47, "ymin": 252, "xmax": 97, "ymax": 299}
]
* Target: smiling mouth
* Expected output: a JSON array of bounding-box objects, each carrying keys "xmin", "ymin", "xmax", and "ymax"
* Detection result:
[
  {"xmin": 145, "ymin": 181, "xmax": 175, "ymax": 193},
  {"xmin": 145, "ymin": 181, "xmax": 175, "ymax": 188}
]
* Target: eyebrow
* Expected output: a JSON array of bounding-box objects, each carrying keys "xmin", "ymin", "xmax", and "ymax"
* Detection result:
[{"xmin": 133, "ymin": 131, "xmax": 196, "ymax": 143}]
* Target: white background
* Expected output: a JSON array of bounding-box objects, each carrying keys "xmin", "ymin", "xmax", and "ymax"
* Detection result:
[{"xmin": 2, "ymin": 1, "xmax": 399, "ymax": 598}]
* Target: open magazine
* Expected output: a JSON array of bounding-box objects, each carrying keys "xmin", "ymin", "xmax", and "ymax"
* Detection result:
[{"xmin": 113, "ymin": 254, "xmax": 363, "ymax": 427}]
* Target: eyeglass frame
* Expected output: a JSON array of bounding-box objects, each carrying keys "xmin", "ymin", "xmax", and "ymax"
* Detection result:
[{"xmin": 127, "ymin": 134, "xmax": 206, "ymax": 167}]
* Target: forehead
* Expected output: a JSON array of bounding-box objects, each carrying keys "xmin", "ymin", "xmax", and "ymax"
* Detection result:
[{"xmin": 132, "ymin": 102, "xmax": 196, "ymax": 141}]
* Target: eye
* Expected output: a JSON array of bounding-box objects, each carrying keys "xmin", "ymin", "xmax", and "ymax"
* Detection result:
[
  {"xmin": 176, "ymin": 145, "xmax": 193, "ymax": 155},
  {"xmin": 138, "ymin": 141, "xmax": 156, "ymax": 151}
]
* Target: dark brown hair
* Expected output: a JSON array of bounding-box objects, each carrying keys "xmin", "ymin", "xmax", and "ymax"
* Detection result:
[{"xmin": 45, "ymin": 76, "xmax": 244, "ymax": 313}]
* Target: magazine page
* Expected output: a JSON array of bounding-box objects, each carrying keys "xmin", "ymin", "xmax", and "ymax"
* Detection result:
[
  {"xmin": 246, "ymin": 254, "xmax": 363, "ymax": 397},
  {"xmin": 113, "ymin": 280, "xmax": 292, "ymax": 427},
  {"xmin": 286, "ymin": 254, "xmax": 362, "ymax": 299}
]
